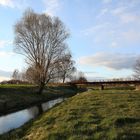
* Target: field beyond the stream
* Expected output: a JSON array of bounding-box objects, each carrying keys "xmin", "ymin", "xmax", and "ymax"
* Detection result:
[{"xmin": 0, "ymin": 88, "xmax": 140, "ymax": 140}]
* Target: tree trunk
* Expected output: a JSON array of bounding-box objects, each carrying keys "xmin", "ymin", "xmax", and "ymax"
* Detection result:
[
  {"xmin": 62, "ymin": 77, "xmax": 65, "ymax": 83},
  {"xmin": 37, "ymin": 83, "xmax": 45, "ymax": 94},
  {"xmin": 62, "ymin": 73, "xmax": 66, "ymax": 83}
]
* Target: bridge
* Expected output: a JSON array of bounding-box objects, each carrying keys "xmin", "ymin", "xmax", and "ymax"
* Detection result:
[
  {"xmin": 84, "ymin": 80, "xmax": 140, "ymax": 85},
  {"xmin": 72, "ymin": 80, "xmax": 140, "ymax": 90}
]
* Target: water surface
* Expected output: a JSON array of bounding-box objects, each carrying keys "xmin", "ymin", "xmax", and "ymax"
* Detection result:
[{"xmin": 0, "ymin": 98, "xmax": 64, "ymax": 134}]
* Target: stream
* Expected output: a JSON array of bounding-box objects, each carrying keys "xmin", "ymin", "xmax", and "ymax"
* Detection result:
[{"xmin": 0, "ymin": 97, "xmax": 65, "ymax": 134}]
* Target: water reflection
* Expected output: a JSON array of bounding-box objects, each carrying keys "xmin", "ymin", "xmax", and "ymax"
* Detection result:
[{"xmin": 0, "ymin": 97, "xmax": 64, "ymax": 134}]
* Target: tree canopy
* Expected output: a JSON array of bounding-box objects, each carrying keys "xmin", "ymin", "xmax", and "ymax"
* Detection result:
[{"xmin": 14, "ymin": 9, "xmax": 74, "ymax": 94}]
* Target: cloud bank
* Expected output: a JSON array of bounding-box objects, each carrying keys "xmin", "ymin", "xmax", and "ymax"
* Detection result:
[
  {"xmin": 0, "ymin": 69, "xmax": 12, "ymax": 81},
  {"xmin": 78, "ymin": 52, "xmax": 139, "ymax": 70}
]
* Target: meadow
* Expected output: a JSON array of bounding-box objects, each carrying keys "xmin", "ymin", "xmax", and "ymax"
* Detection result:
[{"xmin": 0, "ymin": 87, "xmax": 140, "ymax": 140}]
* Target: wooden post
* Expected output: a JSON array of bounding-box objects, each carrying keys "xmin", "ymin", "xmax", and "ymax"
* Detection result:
[{"xmin": 100, "ymin": 84, "xmax": 104, "ymax": 90}]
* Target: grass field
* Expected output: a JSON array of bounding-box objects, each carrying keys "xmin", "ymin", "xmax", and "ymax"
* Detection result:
[
  {"xmin": 0, "ymin": 88, "xmax": 140, "ymax": 140},
  {"xmin": 0, "ymin": 84, "xmax": 79, "ymax": 115}
]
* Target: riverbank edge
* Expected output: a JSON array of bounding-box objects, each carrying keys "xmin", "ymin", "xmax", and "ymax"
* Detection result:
[
  {"xmin": 0, "ymin": 89, "xmax": 79, "ymax": 117},
  {"xmin": 0, "ymin": 94, "xmax": 72, "ymax": 136},
  {"xmin": 0, "ymin": 85, "xmax": 87, "ymax": 116}
]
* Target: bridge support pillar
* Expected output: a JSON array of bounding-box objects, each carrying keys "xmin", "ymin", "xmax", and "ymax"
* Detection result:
[{"xmin": 100, "ymin": 85, "xmax": 104, "ymax": 90}]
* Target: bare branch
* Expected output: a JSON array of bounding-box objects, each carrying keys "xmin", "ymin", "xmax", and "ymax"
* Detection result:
[{"xmin": 14, "ymin": 9, "xmax": 71, "ymax": 94}]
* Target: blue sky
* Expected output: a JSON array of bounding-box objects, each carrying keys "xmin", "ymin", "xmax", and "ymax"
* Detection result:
[{"xmin": 0, "ymin": 0, "xmax": 140, "ymax": 81}]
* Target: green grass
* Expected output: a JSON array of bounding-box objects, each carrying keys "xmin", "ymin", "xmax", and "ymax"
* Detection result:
[
  {"xmin": 0, "ymin": 84, "xmax": 79, "ymax": 115},
  {"xmin": 0, "ymin": 89, "xmax": 140, "ymax": 140}
]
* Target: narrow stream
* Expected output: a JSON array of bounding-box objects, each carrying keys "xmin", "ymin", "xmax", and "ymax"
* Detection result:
[{"xmin": 0, "ymin": 97, "xmax": 65, "ymax": 134}]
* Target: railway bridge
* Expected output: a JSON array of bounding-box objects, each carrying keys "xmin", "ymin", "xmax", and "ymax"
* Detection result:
[{"xmin": 74, "ymin": 80, "xmax": 140, "ymax": 90}]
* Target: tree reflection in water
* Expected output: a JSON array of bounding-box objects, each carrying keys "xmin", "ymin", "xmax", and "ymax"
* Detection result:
[{"xmin": 0, "ymin": 97, "xmax": 65, "ymax": 135}]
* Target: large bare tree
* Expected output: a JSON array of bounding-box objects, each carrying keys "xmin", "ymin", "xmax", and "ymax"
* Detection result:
[
  {"xmin": 14, "ymin": 9, "xmax": 70, "ymax": 94},
  {"xmin": 133, "ymin": 58, "xmax": 140, "ymax": 80}
]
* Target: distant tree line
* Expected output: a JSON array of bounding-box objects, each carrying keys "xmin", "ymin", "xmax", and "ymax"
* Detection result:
[{"xmin": 11, "ymin": 68, "xmax": 88, "ymax": 84}]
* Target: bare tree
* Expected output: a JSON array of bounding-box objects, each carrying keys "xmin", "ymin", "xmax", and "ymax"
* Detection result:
[
  {"xmin": 20, "ymin": 70, "xmax": 27, "ymax": 81},
  {"xmin": 12, "ymin": 69, "xmax": 19, "ymax": 80},
  {"xmin": 59, "ymin": 53, "xmax": 76, "ymax": 83},
  {"xmin": 12, "ymin": 69, "xmax": 28, "ymax": 81},
  {"xmin": 14, "ymin": 9, "xmax": 70, "ymax": 94},
  {"xmin": 70, "ymin": 71, "xmax": 87, "ymax": 83},
  {"xmin": 77, "ymin": 71, "xmax": 87, "ymax": 83},
  {"xmin": 25, "ymin": 66, "xmax": 41, "ymax": 84},
  {"xmin": 133, "ymin": 58, "xmax": 140, "ymax": 80}
]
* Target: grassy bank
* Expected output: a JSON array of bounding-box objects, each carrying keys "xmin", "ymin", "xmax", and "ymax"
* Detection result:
[
  {"xmin": 1, "ymin": 89, "xmax": 140, "ymax": 140},
  {"xmin": 0, "ymin": 84, "xmax": 80, "ymax": 115}
]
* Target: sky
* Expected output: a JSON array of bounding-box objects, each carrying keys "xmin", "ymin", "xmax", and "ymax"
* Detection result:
[{"xmin": 0, "ymin": 0, "xmax": 140, "ymax": 81}]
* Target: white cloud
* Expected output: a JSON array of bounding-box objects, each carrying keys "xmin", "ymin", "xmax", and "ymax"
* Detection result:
[
  {"xmin": 110, "ymin": 42, "xmax": 118, "ymax": 48},
  {"xmin": 120, "ymin": 13, "xmax": 140, "ymax": 23},
  {"xmin": 97, "ymin": 8, "xmax": 109, "ymax": 18},
  {"xmin": 0, "ymin": 0, "xmax": 28, "ymax": 9},
  {"xmin": 78, "ymin": 52, "xmax": 138, "ymax": 70},
  {"xmin": 116, "ymin": 12, "xmax": 140, "ymax": 24},
  {"xmin": 43, "ymin": 0, "xmax": 61, "ymax": 16},
  {"xmin": 85, "ymin": 74, "xmax": 106, "ymax": 81},
  {"xmin": 122, "ymin": 30, "xmax": 140, "ymax": 42},
  {"xmin": 82, "ymin": 23, "xmax": 109, "ymax": 36},
  {"xmin": 102, "ymin": 0, "xmax": 112, "ymax": 4},
  {"xmin": 82, "ymin": 1, "xmax": 140, "ymax": 46},
  {"xmin": 0, "ymin": 51, "xmax": 14, "ymax": 57},
  {"xmin": 111, "ymin": 6, "xmax": 126, "ymax": 15},
  {"xmin": 0, "ymin": 0, "xmax": 14, "ymax": 7},
  {"xmin": 111, "ymin": 6, "xmax": 140, "ymax": 24},
  {"xmin": 0, "ymin": 40, "xmax": 12, "ymax": 48}
]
